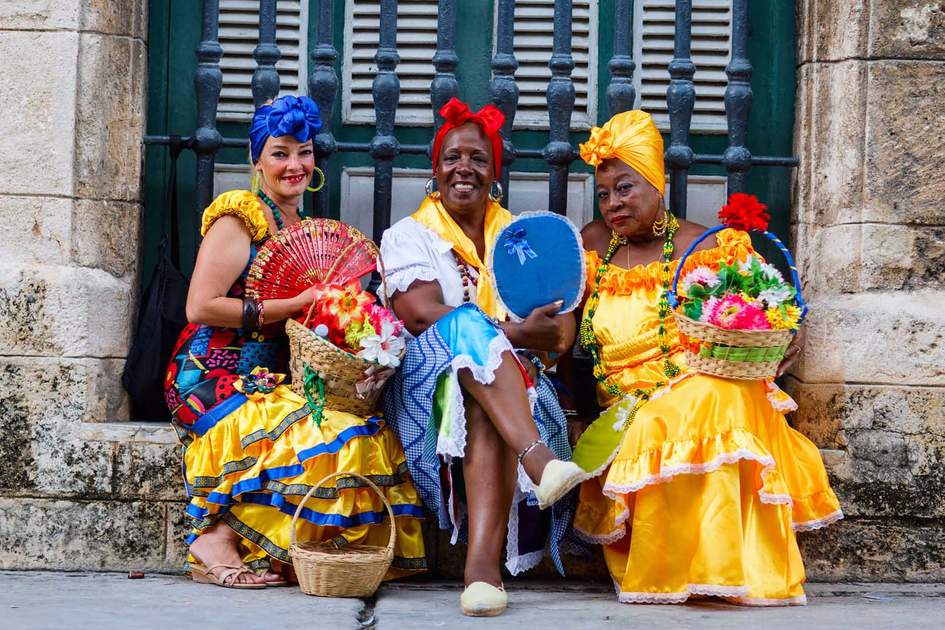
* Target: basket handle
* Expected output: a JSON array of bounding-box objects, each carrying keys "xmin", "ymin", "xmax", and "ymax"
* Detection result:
[
  {"xmin": 301, "ymin": 240, "xmax": 391, "ymax": 328},
  {"xmin": 667, "ymin": 225, "xmax": 808, "ymax": 324},
  {"xmin": 288, "ymin": 471, "xmax": 397, "ymax": 561}
]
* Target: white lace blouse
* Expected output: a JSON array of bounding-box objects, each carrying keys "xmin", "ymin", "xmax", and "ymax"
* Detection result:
[{"xmin": 379, "ymin": 216, "xmax": 479, "ymax": 308}]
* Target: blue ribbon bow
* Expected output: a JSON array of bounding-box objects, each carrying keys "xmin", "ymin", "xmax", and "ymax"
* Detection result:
[{"xmin": 504, "ymin": 228, "xmax": 539, "ymax": 265}]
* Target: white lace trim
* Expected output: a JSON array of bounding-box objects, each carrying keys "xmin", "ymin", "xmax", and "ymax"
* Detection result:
[
  {"xmin": 731, "ymin": 594, "xmax": 808, "ymax": 607},
  {"xmin": 504, "ymin": 486, "xmax": 545, "ymax": 576},
  {"xmin": 434, "ymin": 333, "xmax": 513, "ymax": 459},
  {"xmin": 486, "ymin": 211, "xmax": 588, "ymax": 323},
  {"xmin": 572, "ymin": 505, "xmax": 630, "ymax": 545},
  {"xmin": 793, "ymin": 509, "xmax": 844, "ymax": 532},
  {"xmin": 618, "ymin": 584, "xmax": 749, "ymax": 604},
  {"xmin": 384, "ymin": 263, "xmax": 441, "ymax": 297},
  {"xmin": 764, "ymin": 379, "xmax": 799, "ymax": 413}
]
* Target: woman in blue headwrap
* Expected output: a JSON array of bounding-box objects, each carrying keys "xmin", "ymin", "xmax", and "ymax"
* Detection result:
[{"xmin": 164, "ymin": 95, "xmax": 426, "ymax": 589}]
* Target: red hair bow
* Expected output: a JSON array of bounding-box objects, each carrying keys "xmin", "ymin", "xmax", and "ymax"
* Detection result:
[{"xmin": 432, "ymin": 97, "xmax": 506, "ymax": 178}]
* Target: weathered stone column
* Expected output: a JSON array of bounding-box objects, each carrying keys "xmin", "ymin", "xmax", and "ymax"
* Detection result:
[
  {"xmin": 791, "ymin": 0, "xmax": 945, "ymax": 581},
  {"xmin": 0, "ymin": 1, "xmax": 184, "ymax": 570}
]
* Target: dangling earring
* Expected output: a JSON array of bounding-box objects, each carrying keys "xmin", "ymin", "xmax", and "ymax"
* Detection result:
[
  {"xmin": 251, "ymin": 170, "xmax": 260, "ymax": 195},
  {"xmin": 652, "ymin": 201, "xmax": 677, "ymax": 237},
  {"xmin": 425, "ymin": 177, "xmax": 440, "ymax": 200},
  {"xmin": 488, "ymin": 181, "xmax": 504, "ymax": 203},
  {"xmin": 306, "ymin": 167, "xmax": 325, "ymax": 192}
]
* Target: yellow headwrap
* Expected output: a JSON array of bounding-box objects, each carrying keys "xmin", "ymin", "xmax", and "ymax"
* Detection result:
[
  {"xmin": 410, "ymin": 195, "xmax": 512, "ymax": 320},
  {"xmin": 578, "ymin": 110, "xmax": 665, "ymax": 195}
]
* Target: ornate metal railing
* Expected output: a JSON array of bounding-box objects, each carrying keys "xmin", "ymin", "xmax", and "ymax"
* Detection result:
[{"xmin": 144, "ymin": 0, "xmax": 799, "ymax": 245}]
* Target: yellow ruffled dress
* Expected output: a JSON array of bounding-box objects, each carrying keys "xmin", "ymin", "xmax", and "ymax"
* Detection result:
[
  {"xmin": 166, "ymin": 191, "xmax": 426, "ymax": 577},
  {"xmin": 573, "ymin": 229, "xmax": 842, "ymax": 605}
]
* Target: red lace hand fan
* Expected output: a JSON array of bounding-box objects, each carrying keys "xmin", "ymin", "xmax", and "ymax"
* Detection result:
[{"xmin": 245, "ymin": 218, "xmax": 378, "ymax": 301}]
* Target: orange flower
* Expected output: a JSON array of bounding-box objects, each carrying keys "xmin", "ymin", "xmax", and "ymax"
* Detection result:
[{"xmin": 314, "ymin": 281, "xmax": 374, "ymax": 330}]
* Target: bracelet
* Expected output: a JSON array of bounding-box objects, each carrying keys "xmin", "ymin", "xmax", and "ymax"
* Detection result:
[
  {"xmin": 517, "ymin": 439, "xmax": 544, "ymax": 466},
  {"xmin": 241, "ymin": 298, "xmax": 260, "ymax": 331},
  {"xmin": 256, "ymin": 299, "xmax": 266, "ymax": 328}
]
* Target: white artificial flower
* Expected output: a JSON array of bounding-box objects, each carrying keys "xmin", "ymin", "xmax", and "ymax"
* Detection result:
[
  {"xmin": 680, "ymin": 267, "xmax": 720, "ymax": 294},
  {"xmin": 758, "ymin": 285, "xmax": 794, "ymax": 307},
  {"xmin": 356, "ymin": 320, "xmax": 405, "ymax": 368},
  {"xmin": 739, "ymin": 255, "xmax": 784, "ymax": 283}
]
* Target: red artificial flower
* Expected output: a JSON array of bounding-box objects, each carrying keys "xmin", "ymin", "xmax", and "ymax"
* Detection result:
[{"xmin": 718, "ymin": 193, "xmax": 770, "ymax": 232}]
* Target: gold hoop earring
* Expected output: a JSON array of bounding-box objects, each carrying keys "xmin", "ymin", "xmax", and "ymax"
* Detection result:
[
  {"xmin": 306, "ymin": 167, "xmax": 325, "ymax": 193},
  {"xmin": 251, "ymin": 171, "xmax": 260, "ymax": 195}
]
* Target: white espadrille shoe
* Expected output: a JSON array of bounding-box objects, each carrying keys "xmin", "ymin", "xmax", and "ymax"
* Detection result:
[
  {"xmin": 461, "ymin": 582, "xmax": 508, "ymax": 617},
  {"xmin": 534, "ymin": 460, "xmax": 584, "ymax": 510}
]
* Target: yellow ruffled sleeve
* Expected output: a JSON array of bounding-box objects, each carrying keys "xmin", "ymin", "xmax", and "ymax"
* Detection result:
[{"xmin": 200, "ymin": 190, "xmax": 269, "ymax": 242}]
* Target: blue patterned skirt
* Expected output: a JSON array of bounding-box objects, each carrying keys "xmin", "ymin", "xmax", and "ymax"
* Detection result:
[{"xmin": 384, "ymin": 304, "xmax": 575, "ymax": 575}]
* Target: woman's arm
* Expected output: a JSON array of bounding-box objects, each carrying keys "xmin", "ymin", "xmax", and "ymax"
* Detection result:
[
  {"xmin": 186, "ymin": 216, "xmax": 313, "ymax": 328},
  {"xmin": 389, "ymin": 279, "xmax": 453, "ymax": 337}
]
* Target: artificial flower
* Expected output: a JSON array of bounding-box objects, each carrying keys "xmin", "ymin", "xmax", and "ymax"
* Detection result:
[
  {"xmin": 681, "ymin": 267, "xmax": 720, "ymax": 295},
  {"xmin": 758, "ymin": 285, "xmax": 795, "ymax": 308},
  {"xmin": 739, "ymin": 255, "xmax": 784, "ymax": 283},
  {"xmin": 314, "ymin": 281, "xmax": 374, "ymax": 330},
  {"xmin": 344, "ymin": 319, "xmax": 377, "ymax": 350},
  {"xmin": 357, "ymin": 320, "xmax": 406, "ymax": 368},
  {"xmin": 766, "ymin": 304, "xmax": 801, "ymax": 330},
  {"xmin": 706, "ymin": 294, "xmax": 772, "ymax": 330},
  {"xmin": 365, "ymin": 303, "xmax": 404, "ymax": 337},
  {"xmin": 718, "ymin": 193, "xmax": 770, "ymax": 232}
]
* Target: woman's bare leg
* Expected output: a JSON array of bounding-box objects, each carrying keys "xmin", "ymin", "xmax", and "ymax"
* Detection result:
[
  {"xmin": 462, "ymin": 398, "xmax": 517, "ymax": 587},
  {"xmin": 457, "ymin": 351, "xmax": 555, "ymax": 483}
]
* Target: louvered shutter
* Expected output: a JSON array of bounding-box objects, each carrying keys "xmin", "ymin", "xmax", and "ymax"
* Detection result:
[
  {"xmin": 505, "ymin": 0, "xmax": 597, "ymax": 130},
  {"xmin": 634, "ymin": 0, "xmax": 731, "ymax": 132},
  {"xmin": 217, "ymin": 0, "xmax": 307, "ymax": 122},
  {"xmin": 343, "ymin": 1, "xmax": 438, "ymax": 125}
]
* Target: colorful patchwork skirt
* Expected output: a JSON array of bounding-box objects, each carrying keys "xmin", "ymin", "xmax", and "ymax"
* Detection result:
[
  {"xmin": 572, "ymin": 373, "xmax": 842, "ymax": 605},
  {"xmin": 384, "ymin": 304, "xmax": 575, "ymax": 575}
]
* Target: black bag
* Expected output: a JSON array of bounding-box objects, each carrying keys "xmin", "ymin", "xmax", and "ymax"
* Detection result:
[{"xmin": 122, "ymin": 138, "xmax": 189, "ymax": 420}]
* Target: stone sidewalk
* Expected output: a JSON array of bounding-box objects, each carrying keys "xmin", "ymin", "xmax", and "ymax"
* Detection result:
[{"xmin": 3, "ymin": 572, "xmax": 945, "ymax": 629}]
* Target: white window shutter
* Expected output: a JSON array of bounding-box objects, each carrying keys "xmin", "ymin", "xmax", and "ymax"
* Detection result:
[
  {"xmin": 504, "ymin": 0, "xmax": 597, "ymax": 130},
  {"xmin": 634, "ymin": 0, "xmax": 731, "ymax": 133},
  {"xmin": 343, "ymin": 1, "xmax": 439, "ymax": 126},
  {"xmin": 217, "ymin": 0, "xmax": 308, "ymax": 123}
]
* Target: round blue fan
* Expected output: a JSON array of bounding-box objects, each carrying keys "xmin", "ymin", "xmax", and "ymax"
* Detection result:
[{"xmin": 490, "ymin": 212, "xmax": 585, "ymax": 321}]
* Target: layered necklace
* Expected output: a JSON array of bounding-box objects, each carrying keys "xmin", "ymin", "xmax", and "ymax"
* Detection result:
[{"xmin": 579, "ymin": 219, "xmax": 681, "ymax": 427}]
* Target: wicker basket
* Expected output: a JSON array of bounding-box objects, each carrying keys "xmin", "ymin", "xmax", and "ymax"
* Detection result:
[
  {"xmin": 668, "ymin": 225, "xmax": 808, "ymax": 381},
  {"xmin": 289, "ymin": 472, "xmax": 395, "ymax": 598},
  {"xmin": 285, "ymin": 241, "xmax": 400, "ymax": 416}
]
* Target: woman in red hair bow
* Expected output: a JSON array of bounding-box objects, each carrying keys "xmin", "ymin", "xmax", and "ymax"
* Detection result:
[{"xmin": 381, "ymin": 98, "xmax": 584, "ymax": 617}]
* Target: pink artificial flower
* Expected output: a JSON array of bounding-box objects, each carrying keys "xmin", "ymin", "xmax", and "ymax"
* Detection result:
[
  {"xmin": 706, "ymin": 294, "xmax": 772, "ymax": 330},
  {"xmin": 681, "ymin": 267, "xmax": 720, "ymax": 294}
]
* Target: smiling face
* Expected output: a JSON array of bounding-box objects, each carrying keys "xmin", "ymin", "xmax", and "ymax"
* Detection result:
[
  {"xmin": 254, "ymin": 135, "xmax": 316, "ymax": 201},
  {"xmin": 435, "ymin": 122, "xmax": 495, "ymax": 219},
  {"xmin": 595, "ymin": 158, "xmax": 663, "ymax": 240}
]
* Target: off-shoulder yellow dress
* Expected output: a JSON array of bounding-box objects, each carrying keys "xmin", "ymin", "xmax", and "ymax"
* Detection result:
[
  {"xmin": 165, "ymin": 190, "xmax": 426, "ymax": 577},
  {"xmin": 573, "ymin": 228, "xmax": 842, "ymax": 605}
]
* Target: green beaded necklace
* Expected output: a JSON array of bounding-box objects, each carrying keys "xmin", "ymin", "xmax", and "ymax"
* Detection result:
[
  {"xmin": 256, "ymin": 190, "xmax": 286, "ymax": 231},
  {"xmin": 579, "ymin": 220, "xmax": 681, "ymax": 425}
]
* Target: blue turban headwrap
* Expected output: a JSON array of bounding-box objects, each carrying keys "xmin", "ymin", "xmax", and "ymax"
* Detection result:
[{"xmin": 249, "ymin": 95, "xmax": 323, "ymax": 163}]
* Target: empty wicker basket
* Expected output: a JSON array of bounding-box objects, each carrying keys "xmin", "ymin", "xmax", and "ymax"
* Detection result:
[{"xmin": 289, "ymin": 472, "xmax": 396, "ymax": 598}]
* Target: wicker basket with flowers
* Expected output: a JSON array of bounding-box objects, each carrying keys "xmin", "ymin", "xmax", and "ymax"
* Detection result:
[{"xmin": 668, "ymin": 194, "xmax": 808, "ymax": 380}]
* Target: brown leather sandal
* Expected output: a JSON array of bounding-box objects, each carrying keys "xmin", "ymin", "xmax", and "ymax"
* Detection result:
[{"xmin": 190, "ymin": 562, "xmax": 266, "ymax": 589}]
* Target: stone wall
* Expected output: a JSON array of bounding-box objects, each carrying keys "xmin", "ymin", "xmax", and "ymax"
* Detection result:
[
  {"xmin": 791, "ymin": 0, "xmax": 945, "ymax": 581},
  {"xmin": 0, "ymin": 1, "xmax": 191, "ymax": 571}
]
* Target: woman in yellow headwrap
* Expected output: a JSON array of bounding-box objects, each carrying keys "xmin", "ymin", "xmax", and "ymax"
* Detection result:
[{"xmin": 565, "ymin": 110, "xmax": 842, "ymax": 605}]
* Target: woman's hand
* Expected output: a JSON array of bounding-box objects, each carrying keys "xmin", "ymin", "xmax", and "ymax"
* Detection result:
[
  {"xmin": 567, "ymin": 418, "xmax": 589, "ymax": 447},
  {"xmin": 775, "ymin": 325, "xmax": 807, "ymax": 378},
  {"xmin": 290, "ymin": 285, "xmax": 320, "ymax": 317},
  {"xmin": 506, "ymin": 301, "xmax": 575, "ymax": 352}
]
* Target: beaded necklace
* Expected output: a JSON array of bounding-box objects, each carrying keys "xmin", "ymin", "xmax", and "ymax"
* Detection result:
[
  {"xmin": 578, "ymin": 221, "xmax": 681, "ymax": 426},
  {"xmin": 452, "ymin": 250, "xmax": 478, "ymax": 304},
  {"xmin": 256, "ymin": 190, "xmax": 286, "ymax": 231}
]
